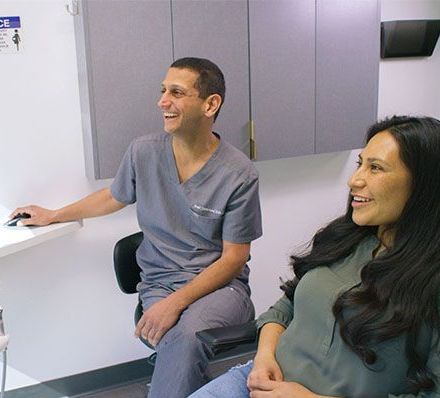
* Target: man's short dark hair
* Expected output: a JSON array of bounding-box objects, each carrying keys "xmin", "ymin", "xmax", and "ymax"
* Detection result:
[{"xmin": 170, "ymin": 57, "xmax": 225, "ymax": 121}]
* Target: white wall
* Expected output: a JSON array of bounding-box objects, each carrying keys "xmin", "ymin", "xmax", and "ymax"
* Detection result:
[
  {"xmin": 0, "ymin": 0, "xmax": 439, "ymax": 391},
  {"xmin": 378, "ymin": 0, "xmax": 440, "ymax": 119}
]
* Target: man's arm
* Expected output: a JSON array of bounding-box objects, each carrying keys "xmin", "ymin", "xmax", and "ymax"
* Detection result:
[
  {"xmin": 10, "ymin": 187, "xmax": 126, "ymax": 226},
  {"xmin": 134, "ymin": 240, "xmax": 250, "ymax": 346}
]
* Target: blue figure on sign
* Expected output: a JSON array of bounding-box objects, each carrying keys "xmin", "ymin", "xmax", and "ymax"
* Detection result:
[{"xmin": 12, "ymin": 29, "xmax": 20, "ymax": 51}]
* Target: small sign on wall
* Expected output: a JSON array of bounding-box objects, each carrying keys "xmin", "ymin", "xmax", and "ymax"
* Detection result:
[{"xmin": 0, "ymin": 16, "xmax": 23, "ymax": 54}]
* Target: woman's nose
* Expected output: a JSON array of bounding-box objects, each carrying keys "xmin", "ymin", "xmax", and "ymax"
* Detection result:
[{"xmin": 348, "ymin": 168, "xmax": 365, "ymax": 189}]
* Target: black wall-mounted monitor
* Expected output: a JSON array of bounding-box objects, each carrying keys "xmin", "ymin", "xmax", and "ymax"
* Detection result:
[{"xmin": 381, "ymin": 19, "xmax": 440, "ymax": 58}]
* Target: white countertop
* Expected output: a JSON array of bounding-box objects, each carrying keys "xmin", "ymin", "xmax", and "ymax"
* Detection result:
[{"xmin": 0, "ymin": 220, "xmax": 83, "ymax": 258}]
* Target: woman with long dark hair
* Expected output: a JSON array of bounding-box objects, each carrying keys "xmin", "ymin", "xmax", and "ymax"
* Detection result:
[{"xmin": 189, "ymin": 116, "xmax": 440, "ymax": 398}]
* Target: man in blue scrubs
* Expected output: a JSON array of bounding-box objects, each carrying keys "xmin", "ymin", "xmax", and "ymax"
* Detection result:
[{"xmin": 12, "ymin": 58, "xmax": 262, "ymax": 397}]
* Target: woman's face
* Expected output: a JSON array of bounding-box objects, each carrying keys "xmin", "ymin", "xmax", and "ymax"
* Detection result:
[{"xmin": 348, "ymin": 130, "xmax": 412, "ymax": 238}]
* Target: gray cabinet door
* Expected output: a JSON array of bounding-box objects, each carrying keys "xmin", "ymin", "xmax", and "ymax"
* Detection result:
[
  {"xmin": 315, "ymin": 0, "xmax": 379, "ymax": 153},
  {"xmin": 75, "ymin": 0, "xmax": 173, "ymax": 179},
  {"xmin": 172, "ymin": 0, "xmax": 250, "ymax": 154},
  {"xmin": 249, "ymin": 0, "xmax": 316, "ymax": 161},
  {"xmin": 74, "ymin": 0, "xmax": 380, "ymax": 178}
]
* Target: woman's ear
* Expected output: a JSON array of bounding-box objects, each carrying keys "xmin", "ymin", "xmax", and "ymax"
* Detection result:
[{"xmin": 204, "ymin": 94, "xmax": 222, "ymax": 119}]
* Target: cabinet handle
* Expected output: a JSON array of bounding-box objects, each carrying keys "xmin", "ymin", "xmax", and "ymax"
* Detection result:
[{"xmin": 249, "ymin": 120, "xmax": 257, "ymax": 160}]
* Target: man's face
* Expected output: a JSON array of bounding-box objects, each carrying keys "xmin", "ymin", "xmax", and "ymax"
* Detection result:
[{"xmin": 157, "ymin": 67, "xmax": 206, "ymax": 135}]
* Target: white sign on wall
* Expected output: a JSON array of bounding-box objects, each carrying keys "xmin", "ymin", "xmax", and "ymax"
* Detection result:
[{"xmin": 0, "ymin": 16, "xmax": 23, "ymax": 54}]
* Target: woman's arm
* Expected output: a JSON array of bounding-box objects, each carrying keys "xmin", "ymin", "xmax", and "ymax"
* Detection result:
[
  {"xmin": 249, "ymin": 324, "xmax": 339, "ymax": 397},
  {"xmin": 256, "ymin": 322, "xmax": 286, "ymax": 359},
  {"xmin": 248, "ymin": 292, "xmax": 296, "ymax": 390},
  {"xmin": 247, "ymin": 322, "xmax": 286, "ymax": 390}
]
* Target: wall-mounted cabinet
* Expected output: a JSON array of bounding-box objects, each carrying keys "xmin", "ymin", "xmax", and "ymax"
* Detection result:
[
  {"xmin": 172, "ymin": 0, "xmax": 250, "ymax": 154},
  {"xmin": 315, "ymin": 0, "xmax": 379, "ymax": 154},
  {"xmin": 74, "ymin": 0, "xmax": 173, "ymax": 179},
  {"xmin": 74, "ymin": 0, "xmax": 379, "ymax": 179},
  {"xmin": 249, "ymin": 0, "xmax": 316, "ymax": 161}
]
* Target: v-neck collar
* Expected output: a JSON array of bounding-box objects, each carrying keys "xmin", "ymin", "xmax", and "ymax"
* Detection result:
[{"xmin": 166, "ymin": 132, "xmax": 223, "ymax": 186}]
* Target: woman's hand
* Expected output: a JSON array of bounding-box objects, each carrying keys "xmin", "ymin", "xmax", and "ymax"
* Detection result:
[
  {"xmin": 249, "ymin": 380, "xmax": 334, "ymax": 398},
  {"xmin": 247, "ymin": 351, "xmax": 284, "ymax": 392}
]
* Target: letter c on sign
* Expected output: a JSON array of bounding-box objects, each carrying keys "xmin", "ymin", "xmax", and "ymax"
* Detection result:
[{"xmin": 0, "ymin": 19, "xmax": 11, "ymax": 28}]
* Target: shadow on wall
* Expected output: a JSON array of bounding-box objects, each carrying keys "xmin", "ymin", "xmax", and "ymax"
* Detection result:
[{"xmin": 256, "ymin": 149, "xmax": 357, "ymax": 196}]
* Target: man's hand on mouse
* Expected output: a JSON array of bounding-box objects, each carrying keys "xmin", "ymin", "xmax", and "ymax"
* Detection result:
[{"xmin": 9, "ymin": 205, "xmax": 57, "ymax": 226}]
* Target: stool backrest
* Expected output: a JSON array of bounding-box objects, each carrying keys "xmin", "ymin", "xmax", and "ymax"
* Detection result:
[{"xmin": 113, "ymin": 232, "xmax": 143, "ymax": 294}]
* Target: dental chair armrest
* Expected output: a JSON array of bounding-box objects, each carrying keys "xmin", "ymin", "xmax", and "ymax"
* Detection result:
[{"xmin": 195, "ymin": 320, "xmax": 257, "ymax": 355}]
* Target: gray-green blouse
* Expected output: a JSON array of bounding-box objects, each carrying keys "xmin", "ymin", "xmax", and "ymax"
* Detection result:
[{"xmin": 256, "ymin": 236, "xmax": 440, "ymax": 398}]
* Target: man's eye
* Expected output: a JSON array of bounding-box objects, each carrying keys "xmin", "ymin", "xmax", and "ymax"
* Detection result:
[
  {"xmin": 371, "ymin": 164, "xmax": 382, "ymax": 171},
  {"xmin": 160, "ymin": 88, "xmax": 166, "ymax": 94},
  {"xmin": 355, "ymin": 160, "xmax": 362, "ymax": 168},
  {"xmin": 172, "ymin": 90, "xmax": 184, "ymax": 97}
]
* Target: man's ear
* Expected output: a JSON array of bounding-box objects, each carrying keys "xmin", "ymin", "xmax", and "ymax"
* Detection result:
[{"xmin": 204, "ymin": 94, "xmax": 222, "ymax": 118}]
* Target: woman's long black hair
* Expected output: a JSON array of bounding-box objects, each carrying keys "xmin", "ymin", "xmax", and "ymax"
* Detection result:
[{"xmin": 282, "ymin": 116, "xmax": 440, "ymax": 391}]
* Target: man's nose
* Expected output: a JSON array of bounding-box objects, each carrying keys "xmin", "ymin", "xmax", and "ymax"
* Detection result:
[{"xmin": 157, "ymin": 92, "xmax": 171, "ymax": 108}]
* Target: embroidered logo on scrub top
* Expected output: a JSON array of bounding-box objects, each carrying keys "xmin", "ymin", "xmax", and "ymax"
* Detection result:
[{"xmin": 191, "ymin": 204, "xmax": 223, "ymax": 216}]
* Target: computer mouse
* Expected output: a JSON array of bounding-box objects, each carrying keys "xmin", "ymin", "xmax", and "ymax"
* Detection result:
[{"xmin": 3, "ymin": 212, "xmax": 32, "ymax": 227}]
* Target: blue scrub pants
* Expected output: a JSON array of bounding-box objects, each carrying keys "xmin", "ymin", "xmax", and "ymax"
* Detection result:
[{"xmin": 141, "ymin": 282, "xmax": 254, "ymax": 398}]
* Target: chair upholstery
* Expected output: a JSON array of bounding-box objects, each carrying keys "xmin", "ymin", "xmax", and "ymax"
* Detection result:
[
  {"xmin": 195, "ymin": 320, "xmax": 257, "ymax": 356},
  {"xmin": 113, "ymin": 232, "xmax": 257, "ymax": 360},
  {"xmin": 113, "ymin": 231, "xmax": 143, "ymax": 293}
]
